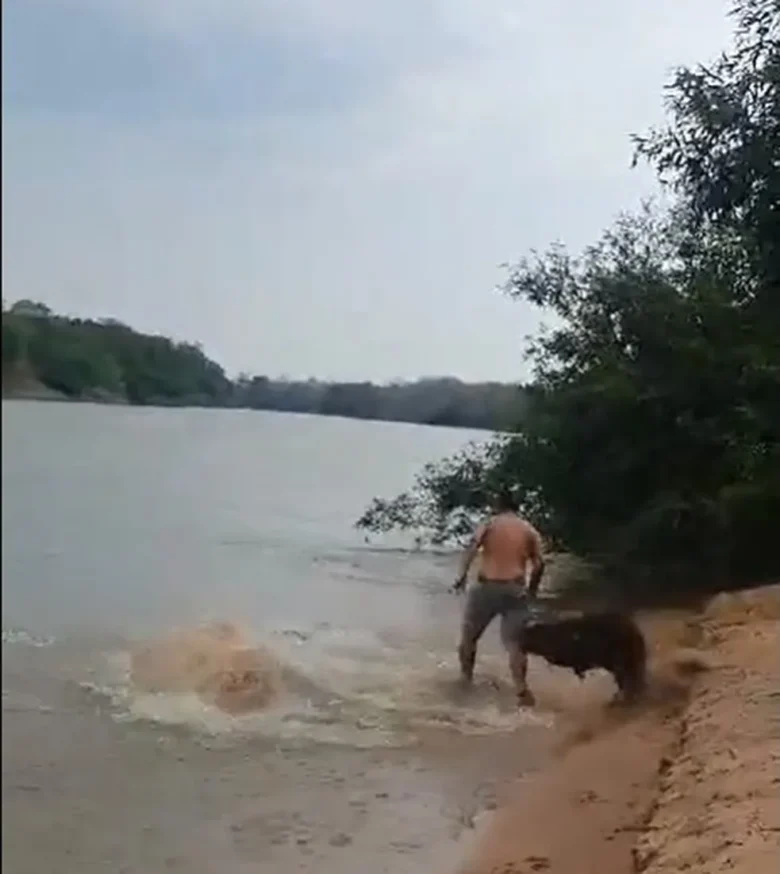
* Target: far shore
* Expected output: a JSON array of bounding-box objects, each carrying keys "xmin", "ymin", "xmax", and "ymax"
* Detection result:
[
  {"xmin": 1, "ymin": 386, "xmax": 502, "ymax": 431},
  {"xmin": 2, "ymin": 381, "xmax": 127, "ymax": 405}
]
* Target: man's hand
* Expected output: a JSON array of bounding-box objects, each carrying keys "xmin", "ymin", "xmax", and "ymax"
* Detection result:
[
  {"xmin": 527, "ymin": 558, "xmax": 545, "ymax": 600},
  {"xmin": 526, "ymin": 529, "xmax": 545, "ymax": 600},
  {"xmin": 453, "ymin": 524, "xmax": 486, "ymax": 594},
  {"xmin": 450, "ymin": 576, "xmax": 467, "ymax": 594}
]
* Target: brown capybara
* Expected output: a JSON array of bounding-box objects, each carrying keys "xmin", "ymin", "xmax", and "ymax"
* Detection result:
[
  {"xmin": 523, "ymin": 611, "xmax": 647, "ymax": 704},
  {"xmin": 130, "ymin": 621, "xmax": 281, "ymax": 715}
]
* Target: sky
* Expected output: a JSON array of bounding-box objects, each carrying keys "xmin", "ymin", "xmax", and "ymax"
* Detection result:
[{"xmin": 2, "ymin": 0, "xmax": 734, "ymax": 383}]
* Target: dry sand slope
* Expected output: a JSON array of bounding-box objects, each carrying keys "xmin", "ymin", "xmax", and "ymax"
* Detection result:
[{"xmin": 455, "ymin": 586, "xmax": 780, "ymax": 874}]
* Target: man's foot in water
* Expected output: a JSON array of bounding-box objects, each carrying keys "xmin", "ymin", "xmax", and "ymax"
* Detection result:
[
  {"xmin": 516, "ymin": 688, "xmax": 536, "ymax": 708},
  {"xmin": 457, "ymin": 673, "xmax": 473, "ymax": 691}
]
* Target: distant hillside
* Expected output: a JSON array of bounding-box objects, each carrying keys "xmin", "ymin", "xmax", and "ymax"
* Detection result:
[{"xmin": 1, "ymin": 300, "xmax": 525, "ymax": 430}]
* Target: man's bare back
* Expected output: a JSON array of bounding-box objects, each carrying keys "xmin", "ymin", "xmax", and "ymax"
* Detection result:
[{"xmin": 473, "ymin": 513, "xmax": 543, "ymax": 583}]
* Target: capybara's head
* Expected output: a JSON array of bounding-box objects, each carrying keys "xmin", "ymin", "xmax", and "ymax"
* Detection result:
[
  {"xmin": 131, "ymin": 625, "xmax": 282, "ymax": 714},
  {"xmin": 523, "ymin": 621, "xmax": 575, "ymax": 664},
  {"xmin": 204, "ymin": 621, "xmax": 247, "ymax": 645},
  {"xmin": 198, "ymin": 645, "xmax": 281, "ymax": 715}
]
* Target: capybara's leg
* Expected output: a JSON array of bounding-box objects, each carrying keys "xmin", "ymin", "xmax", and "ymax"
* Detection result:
[{"xmin": 611, "ymin": 627, "xmax": 647, "ymax": 705}]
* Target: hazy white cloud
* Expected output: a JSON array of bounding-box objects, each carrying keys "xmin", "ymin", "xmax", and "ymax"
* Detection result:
[{"xmin": 2, "ymin": 0, "xmax": 733, "ymax": 380}]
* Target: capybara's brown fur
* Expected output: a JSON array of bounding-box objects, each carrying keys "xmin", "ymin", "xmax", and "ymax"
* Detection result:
[{"xmin": 524, "ymin": 611, "xmax": 647, "ymax": 703}]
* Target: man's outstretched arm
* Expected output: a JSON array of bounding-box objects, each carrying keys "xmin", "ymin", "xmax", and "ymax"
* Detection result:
[
  {"xmin": 527, "ymin": 529, "xmax": 545, "ymax": 599},
  {"xmin": 452, "ymin": 524, "xmax": 487, "ymax": 591}
]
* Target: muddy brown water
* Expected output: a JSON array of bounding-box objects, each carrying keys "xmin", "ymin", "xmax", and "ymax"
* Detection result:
[{"xmin": 2, "ymin": 401, "xmax": 593, "ymax": 873}]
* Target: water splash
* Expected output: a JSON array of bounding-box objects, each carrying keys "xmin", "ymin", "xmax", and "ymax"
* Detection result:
[
  {"xmin": 78, "ymin": 619, "xmax": 555, "ymax": 746},
  {"xmin": 2, "ymin": 688, "xmax": 54, "ymax": 714},
  {"xmin": 2, "ymin": 627, "xmax": 54, "ymax": 648}
]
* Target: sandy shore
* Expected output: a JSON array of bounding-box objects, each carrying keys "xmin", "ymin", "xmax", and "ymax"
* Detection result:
[{"xmin": 455, "ymin": 585, "xmax": 780, "ymax": 874}]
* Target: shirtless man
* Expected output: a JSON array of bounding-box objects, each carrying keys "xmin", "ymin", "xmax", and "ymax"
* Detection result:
[{"xmin": 451, "ymin": 490, "xmax": 545, "ymax": 707}]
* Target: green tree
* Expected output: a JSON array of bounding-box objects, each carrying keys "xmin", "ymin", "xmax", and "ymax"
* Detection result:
[
  {"xmin": 4, "ymin": 305, "xmax": 523, "ymax": 428},
  {"xmin": 633, "ymin": 0, "xmax": 780, "ymax": 313},
  {"xmin": 2, "ymin": 316, "xmax": 28, "ymax": 367},
  {"xmin": 357, "ymin": 0, "xmax": 780, "ymax": 595}
]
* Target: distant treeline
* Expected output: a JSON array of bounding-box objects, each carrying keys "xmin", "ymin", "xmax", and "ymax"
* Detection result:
[{"xmin": 1, "ymin": 301, "xmax": 524, "ymax": 430}]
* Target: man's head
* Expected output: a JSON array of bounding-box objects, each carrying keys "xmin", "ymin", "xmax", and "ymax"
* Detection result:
[{"xmin": 493, "ymin": 489, "xmax": 519, "ymax": 514}]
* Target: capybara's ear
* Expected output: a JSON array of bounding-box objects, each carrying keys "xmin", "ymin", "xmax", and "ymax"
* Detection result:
[
  {"xmin": 223, "ymin": 670, "xmax": 260, "ymax": 691},
  {"xmin": 212, "ymin": 657, "xmax": 280, "ymax": 715}
]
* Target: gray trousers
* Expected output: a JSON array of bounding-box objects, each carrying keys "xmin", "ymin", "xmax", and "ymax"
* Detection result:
[{"xmin": 460, "ymin": 579, "xmax": 530, "ymax": 651}]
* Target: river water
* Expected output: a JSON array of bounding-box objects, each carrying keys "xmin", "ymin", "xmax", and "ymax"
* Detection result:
[{"xmin": 2, "ymin": 401, "xmax": 556, "ymax": 874}]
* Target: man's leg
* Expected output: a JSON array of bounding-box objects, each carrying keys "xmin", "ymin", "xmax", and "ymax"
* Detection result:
[
  {"xmin": 500, "ymin": 606, "xmax": 535, "ymax": 706},
  {"xmin": 458, "ymin": 586, "xmax": 495, "ymax": 684}
]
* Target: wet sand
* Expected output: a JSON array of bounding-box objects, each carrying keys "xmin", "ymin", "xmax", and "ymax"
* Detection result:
[{"xmin": 455, "ymin": 586, "xmax": 780, "ymax": 874}]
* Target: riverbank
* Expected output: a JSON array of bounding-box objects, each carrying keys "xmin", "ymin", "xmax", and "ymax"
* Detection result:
[
  {"xmin": 2, "ymin": 378, "xmax": 127, "ymax": 404},
  {"xmin": 455, "ymin": 584, "xmax": 780, "ymax": 874},
  {"xmin": 2, "ymin": 378, "xmax": 69, "ymax": 402}
]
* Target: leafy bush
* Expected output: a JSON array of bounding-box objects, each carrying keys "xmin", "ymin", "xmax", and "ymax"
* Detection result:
[{"xmin": 357, "ymin": 0, "xmax": 780, "ymax": 595}]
